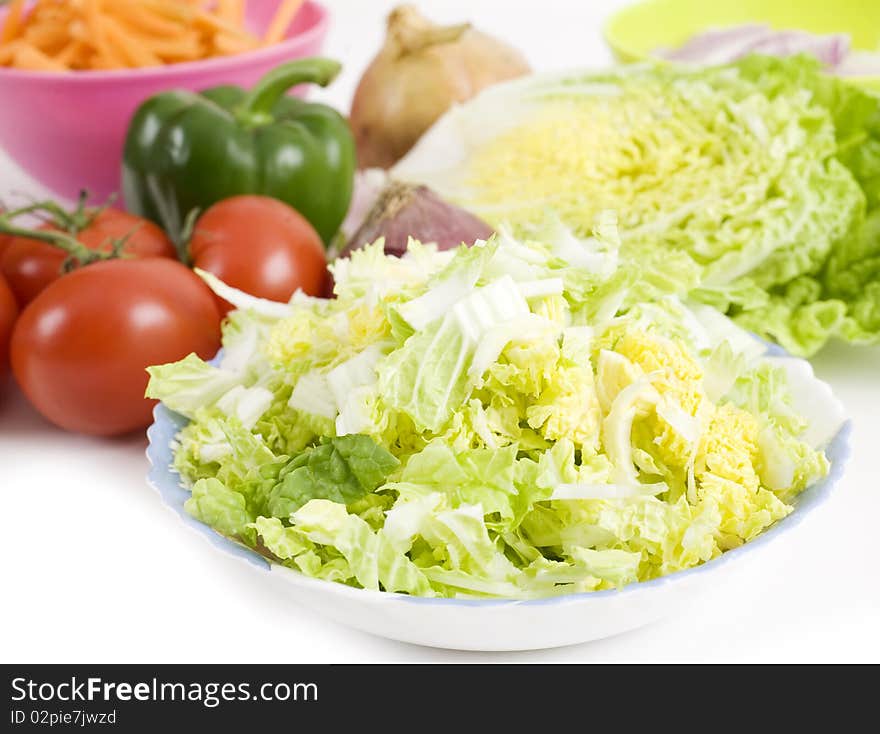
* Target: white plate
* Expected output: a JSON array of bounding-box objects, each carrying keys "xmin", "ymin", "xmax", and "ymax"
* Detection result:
[{"xmin": 146, "ymin": 352, "xmax": 849, "ymax": 651}]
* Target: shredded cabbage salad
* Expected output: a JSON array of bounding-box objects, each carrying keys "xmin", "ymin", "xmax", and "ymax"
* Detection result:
[
  {"xmin": 147, "ymin": 219, "xmax": 837, "ymax": 599},
  {"xmin": 393, "ymin": 55, "xmax": 880, "ymax": 357}
]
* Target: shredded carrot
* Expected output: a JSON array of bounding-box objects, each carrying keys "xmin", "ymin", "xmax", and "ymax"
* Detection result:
[
  {"xmin": 135, "ymin": 33, "xmax": 204, "ymax": 59},
  {"xmin": 0, "ymin": 0, "xmax": 304, "ymax": 72},
  {"xmin": 102, "ymin": 17, "xmax": 163, "ymax": 68},
  {"xmin": 55, "ymin": 40, "xmax": 89, "ymax": 69},
  {"xmin": 0, "ymin": 0, "xmax": 26, "ymax": 44},
  {"xmin": 13, "ymin": 43, "xmax": 69, "ymax": 72},
  {"xmin": 193, "ymin": 9, "xmax": 256, "ymax": 41},
  {"xmin": 213, "ymin": 31, "xmax": 258, "ymax": 56},
  {"xmin": 0, "ymin": 40, "xmax": 22, "ymax": 65},
  {"xmin": 263, "ymin": 0, "xmax": 304, "ymax": 45},
  {"xmin": 23, "ymin": 27, "xmax": 67, "ymax": 54},
  {"xmin": 135, "ymin": 0, "xmax": 193, "ymax": 22},
  {"xmin": 114, "ymin": 1, "xmax": 187, "ymax": 37},
  {"xmin": 217, "ymin": 0, "xmax": 245, "ymax": 25},
  {"xmin": 81, "ymin": 0, "xmax": 127, "ymax": 68}
]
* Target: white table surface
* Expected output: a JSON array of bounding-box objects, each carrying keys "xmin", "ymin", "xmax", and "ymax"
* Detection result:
[{"xmin": 1, "ymin": 0, "xmax": 878, "ymax": 664}]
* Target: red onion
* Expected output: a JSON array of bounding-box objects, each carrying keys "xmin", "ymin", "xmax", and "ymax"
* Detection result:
[{"xmin": 340, "ymin": 181, "xmax": 494, "ymax": 258}]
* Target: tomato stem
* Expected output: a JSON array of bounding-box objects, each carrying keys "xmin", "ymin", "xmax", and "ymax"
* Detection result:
[
  {"xmin": 0, "ymin": 192, "xmax": 117, "ymax": 236},
  {"xmin": 0, "ymin": 208, "xmax": 117, "ymax": 268}
]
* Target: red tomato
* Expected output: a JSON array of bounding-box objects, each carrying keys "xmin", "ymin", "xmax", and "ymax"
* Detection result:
[
  {"xmin": 0, "ymin": 209, "xmax": 12, "ymax": 260},
  {"xmin": 0, "ymin": 272, "xmax": 17, "ymax": 372},
  {"xmin": 11, "ymin": 258, "xmax": 221, "ymax": 436},
  {"xmin": 1, "ymin": 208, "xmax": 176, "ymax": 307},
  {"xmin": 189, "ymin": 195, "xmax": 327, "ymax": 315}
]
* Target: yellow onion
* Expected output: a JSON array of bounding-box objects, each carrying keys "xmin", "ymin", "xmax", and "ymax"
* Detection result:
[{"xmin": 350, "ymin": 4, "xmax": 531, "ymax": 169}]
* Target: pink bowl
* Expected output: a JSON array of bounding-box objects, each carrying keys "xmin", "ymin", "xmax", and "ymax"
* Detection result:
[{"xmin": 0, "ymin": 0, "xmax": 329, "ymax": 202}]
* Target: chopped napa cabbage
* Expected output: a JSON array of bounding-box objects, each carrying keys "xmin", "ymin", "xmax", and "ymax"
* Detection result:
[{"xmin": 148, "ymin": 227, "xmax": 843, "ymax": 599}]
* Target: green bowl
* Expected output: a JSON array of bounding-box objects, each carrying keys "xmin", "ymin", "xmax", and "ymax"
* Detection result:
[{"xmin": 604, "ymin": 0, "xmax": 880, "ymax": 91}]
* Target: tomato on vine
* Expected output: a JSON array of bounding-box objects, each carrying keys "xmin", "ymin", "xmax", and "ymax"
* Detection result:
[
  {"xmin": 0, "ymin": 208, "xmax": 220, "ymax": 436},
  {"xmin": 0, "ymin": 197, "xmax": 175, "ymax": 307}
]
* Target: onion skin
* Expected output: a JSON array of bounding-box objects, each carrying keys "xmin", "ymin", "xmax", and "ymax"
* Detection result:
[
  {"xmin": 350, "ymin": 4, "xmax": 531, "ymax": 169},
  {"xmin": 341, "ymin": 181, "xmax": 494, "ymax": 258},
  {"xmin": 339, "ymin": 169, "xmax": 390, "ymax": 244}
]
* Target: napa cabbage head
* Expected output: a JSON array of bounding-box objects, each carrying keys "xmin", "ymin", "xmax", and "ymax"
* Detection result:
[{"xmin": 394, "ymin": 55, "xmax": 880, "ymax": 356}]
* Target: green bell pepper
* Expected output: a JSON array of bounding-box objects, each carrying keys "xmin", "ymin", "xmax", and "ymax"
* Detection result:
[{"xmin": 122, "ymin": 58, "xmax": 355, "ymax": 245}]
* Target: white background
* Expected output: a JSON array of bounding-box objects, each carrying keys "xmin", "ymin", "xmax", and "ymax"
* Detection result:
[{"xmin": 1, "ymin": 0, "xmax": 878, "ymax": 663}]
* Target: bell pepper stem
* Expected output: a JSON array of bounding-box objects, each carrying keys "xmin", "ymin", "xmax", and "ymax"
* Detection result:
[{"xmin": 235, "ymin": 57, "xmax": 342, "ymax": 128}]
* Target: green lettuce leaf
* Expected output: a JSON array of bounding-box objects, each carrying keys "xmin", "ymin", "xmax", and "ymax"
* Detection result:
[
  {"xmin": 268, "ymin": 435, "xmax": 400, "ymax": 518},
  {"xmin": 387, "ymin": 441, "xmax": 544, "ymax": 531},
  {"xmin": 379, "ymin": 276, "xmax": 529, "ymax": 432},
  {"xmin": 185, "ymin": 478, "xmax": 254, "ymax": 538},
  {"xmin": 174, "ymin": 409, "xmax": 285, "ymax": 516},
  {"xmin": 291, "ymin": 500, "xmax": 434, "ymax": 595},
  {"xmin": 146, "ymin": 354, "xmax": 241, "ymax": 419},
  {"xmin": 248, "ymin": 516, "xmax": 313, "ymax": 560}
]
